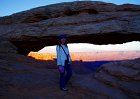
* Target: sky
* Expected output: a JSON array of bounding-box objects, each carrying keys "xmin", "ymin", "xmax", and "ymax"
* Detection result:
[
  {"xmin": 38, "ymin": 41, "xmax": 140, "ymax": 53},
  {"xmin": 0, "ymin": 0, "xmax": 140, "ymax": 17}
]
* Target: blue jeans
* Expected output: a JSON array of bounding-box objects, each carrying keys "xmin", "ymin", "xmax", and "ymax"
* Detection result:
[{"xmin": 59, "ymin": 61, "xmax": 72, "ymax": 89}]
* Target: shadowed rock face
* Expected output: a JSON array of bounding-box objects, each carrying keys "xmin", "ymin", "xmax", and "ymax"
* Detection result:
[
  {"xmin": 0, "ymin": 1, "xmax": 140, "ymax": 55},
  {"xmin": 0, "ymin": 39, "xmax": 140, "ymax": 98},
  {"xmin": 11, "ymin": 33, "xmax": 140, "ymax": 55},
  {"xmin": 73, "ymin": 58, "xmax": 140, "ymax": 99},
  {"xmin": 0, "ymin": 36, "xmax": 140, "ymax": 98}
]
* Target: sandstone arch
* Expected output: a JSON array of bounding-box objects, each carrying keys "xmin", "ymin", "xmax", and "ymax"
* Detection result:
[{"xmin": 0, "ymin": 1, "xmax": 140, "ymax": 55}]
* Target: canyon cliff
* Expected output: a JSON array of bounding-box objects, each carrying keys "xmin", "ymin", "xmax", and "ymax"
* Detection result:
[{"xmin": 28, "ymin": 51, "xmax": 140, "ymax": 61}]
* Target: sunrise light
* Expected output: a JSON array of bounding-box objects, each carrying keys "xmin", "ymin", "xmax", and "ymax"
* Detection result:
[{"xmin": 28, "ymin": 41, "xmax": 140, "ymax": 61}]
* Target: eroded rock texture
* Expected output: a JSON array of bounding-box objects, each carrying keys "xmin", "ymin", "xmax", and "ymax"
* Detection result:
[
  {"xmin": 73, "ymin": 58, "xmax": 140, "ymax": 99},
  {"xmin": 0, "ymin": 1, "xmax": 140, "ymax": 54}
]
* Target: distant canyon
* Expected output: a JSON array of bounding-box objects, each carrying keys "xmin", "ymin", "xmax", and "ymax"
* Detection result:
[{"xmin": 28, "ymin": 51, "xmax": 140, "ymax": 61}]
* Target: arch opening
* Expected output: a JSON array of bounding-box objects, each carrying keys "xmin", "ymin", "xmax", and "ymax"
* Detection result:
[
  {"xmin": 11, "ymin": 33, "xmax": 140, "ymax": 55},
  {"xmin": 28, "ymin": 41, "xmax": 140, "ymax": 61},
  {"xmin": 27, "ymin": 42, "xmax": 140, "ymax": 74}
]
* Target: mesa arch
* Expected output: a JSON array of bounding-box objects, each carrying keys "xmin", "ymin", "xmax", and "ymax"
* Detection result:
[
  {"xmin": 0, "ymin": 1, "xmax": 140, "ymax": 55},
  {"xmin": 11, "ymin": 33, "xmax": 140, "ymax": 55}
]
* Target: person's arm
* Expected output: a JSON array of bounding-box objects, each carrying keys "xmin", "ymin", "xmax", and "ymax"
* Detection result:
[
  {"xmin": 56, "ymin": 45, "xmax": 65, "ymax": 72},
  {"xmin": 56, "ymin": 45, "xmax": 62, "ymax": 66},
  {"xmin": 67, "ymin": 47, "xmax": 72, "ymax": 64}
]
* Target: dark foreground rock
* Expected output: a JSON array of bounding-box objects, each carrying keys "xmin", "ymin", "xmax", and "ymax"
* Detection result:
[
  {"xmin": 73, "ymin": 58, "xmax": 140, "ymax": 99},
  {"xmin": 0, "ymin": 42, "xmax": 139, "ymax": 99},
  {"xmin": 0, "ymin": 52, "xmax": 107, "ymax": 99}
]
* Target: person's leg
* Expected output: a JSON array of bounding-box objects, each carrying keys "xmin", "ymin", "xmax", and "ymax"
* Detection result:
[
  {"xmin": 59, "ymin": 67, "xmax": 65, "ymax": 89},
  {"xmin": 65, "ymin": 63, "xmax": 72, "ymax": 85}
]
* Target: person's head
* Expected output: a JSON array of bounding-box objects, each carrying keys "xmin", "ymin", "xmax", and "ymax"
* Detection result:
[{"xmin": 58, "ymin": 34, "xmax": 67, "ymax": 45}]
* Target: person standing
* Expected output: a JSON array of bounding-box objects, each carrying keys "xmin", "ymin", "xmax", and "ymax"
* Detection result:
[{"xmin": 56, "ymin": 34, "xmax": 72, "ymax": 91}]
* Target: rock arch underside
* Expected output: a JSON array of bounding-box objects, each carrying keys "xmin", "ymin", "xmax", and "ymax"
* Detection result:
[
  {"xmin": 0, "ymin": 1, "xmax": 140, "ymax": 55},
  {"xmin": 0, "ymin": 1, "xmax": 140, "ymax": 99}
]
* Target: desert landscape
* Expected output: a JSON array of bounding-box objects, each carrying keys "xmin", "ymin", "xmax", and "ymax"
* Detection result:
[
  {"xmin": 28, "ymin": 51, "xmax": 140, "ymax": 61},
  {"xmin": 0, "ymin": 1, "xmax": 140, "ymax": 99}
]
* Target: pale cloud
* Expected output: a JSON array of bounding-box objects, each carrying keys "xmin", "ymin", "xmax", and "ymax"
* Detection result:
[{"xmin": 38, "ymin": 41, "xmax": 140, "ymax": 53}]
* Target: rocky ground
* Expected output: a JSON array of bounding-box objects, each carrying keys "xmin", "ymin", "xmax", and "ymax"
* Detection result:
[{"xmin": 0, "ymin": 38, "xmax": 140, "ymax": 99}]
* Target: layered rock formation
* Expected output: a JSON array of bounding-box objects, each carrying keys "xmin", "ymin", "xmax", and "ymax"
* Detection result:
[
  {"xmin": 73, "ymin": 58, "xmax": 140, "ymax": 99},
  {"xmin": 0, "ymin": 1, "xmax": 140, "ymax": 54},
  {"xmin": 0, "ymin": 37, "xmax": 17, "ymax": 53}
]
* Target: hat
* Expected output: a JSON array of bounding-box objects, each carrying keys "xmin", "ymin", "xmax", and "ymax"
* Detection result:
[{"xmin": 58, "ymin": 34, "xmax": 67, "ymax": 39}]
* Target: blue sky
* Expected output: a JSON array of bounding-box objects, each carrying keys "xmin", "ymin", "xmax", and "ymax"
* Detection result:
[{"xmin": 0, "ymin": 0, "xmax": 140, "ymax": 17}]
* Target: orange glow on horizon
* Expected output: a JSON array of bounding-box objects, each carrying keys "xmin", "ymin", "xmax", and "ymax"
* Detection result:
[
  {"xmin": 28, "ymin": 52, "xmax": 56, "ymax": 61},
  {"xmin": 28, "ymin": 51, "xmax": 140, "ymax": 61}
]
